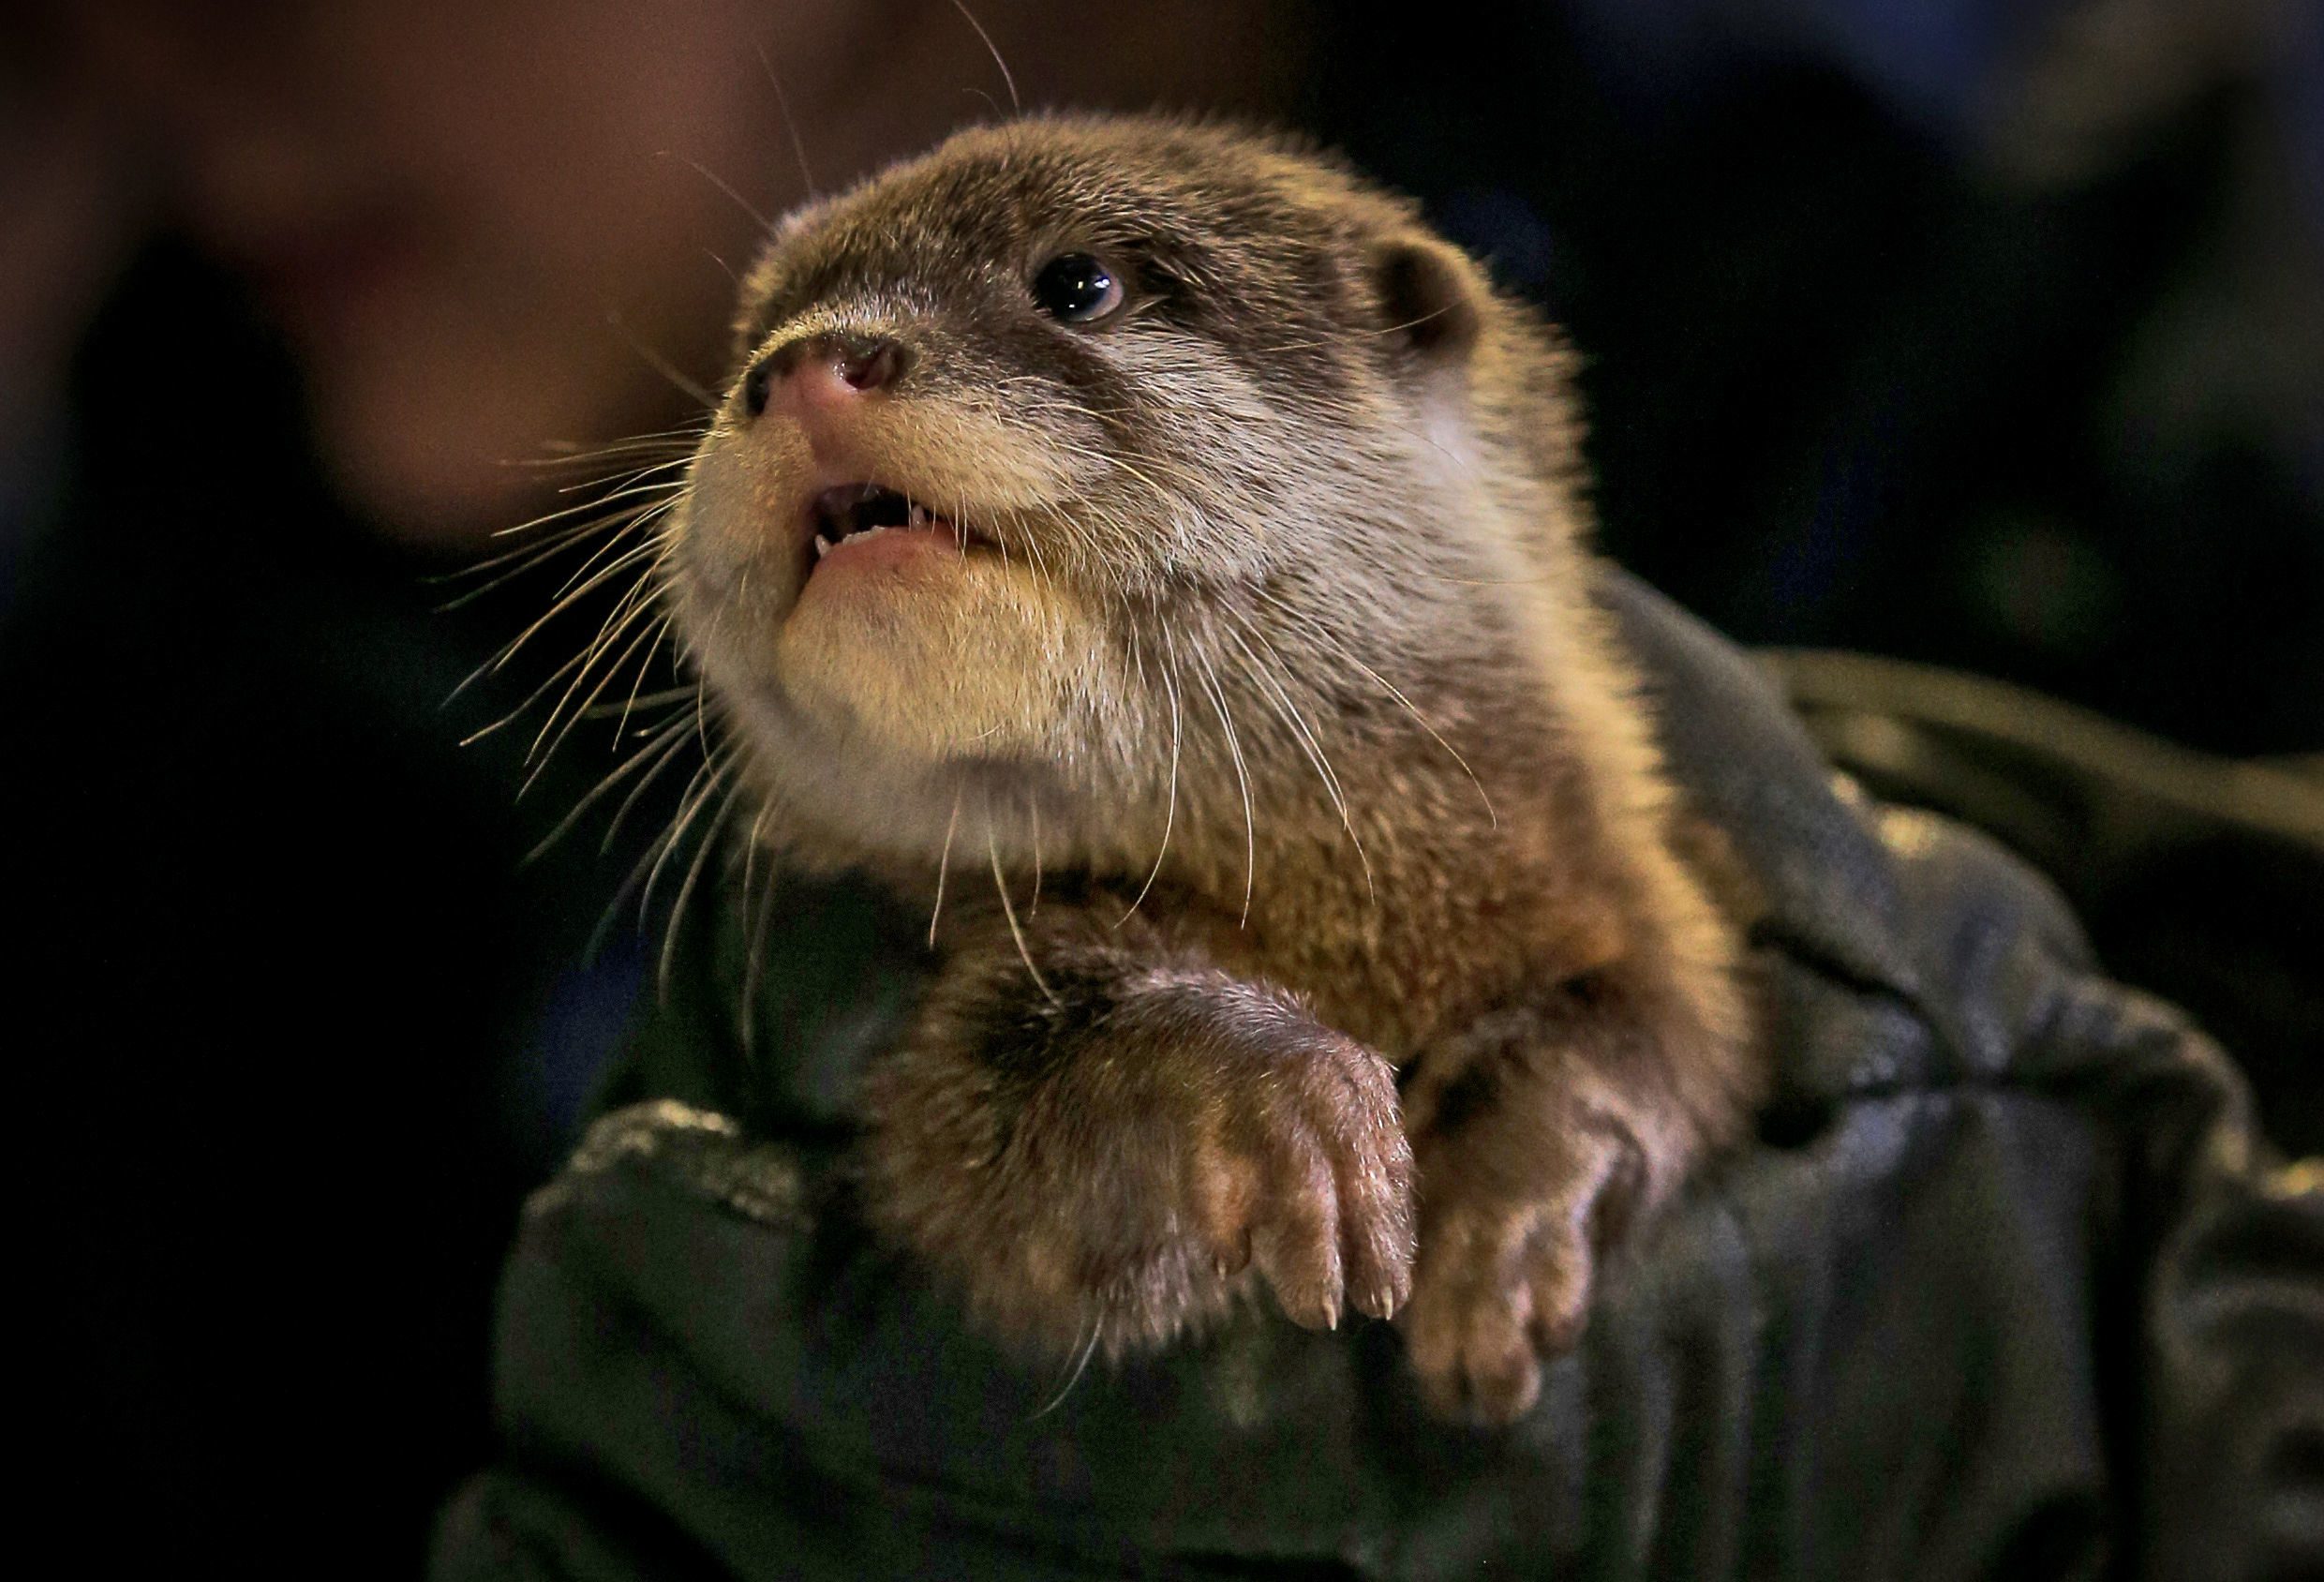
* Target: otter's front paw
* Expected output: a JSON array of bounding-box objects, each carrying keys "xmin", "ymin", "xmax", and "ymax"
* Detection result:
[
  {"xmin": 1400, "ymin": 1120, "xmax": 1642, "ymax": 1425},
  {"xmin": 1161, "ymin": 1022, "xmax": 1419, "ymax": 1337},
  {"xmin": 863, "ymin": 995, "xmax": 1415, "ymax": 1361}
]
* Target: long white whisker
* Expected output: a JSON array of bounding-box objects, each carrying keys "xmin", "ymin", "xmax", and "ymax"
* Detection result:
[
  {"xmin": 754, "ymin": 41, "xmax": 818, "ymax": 200},
  {"xmin": 1119, "ymin": 641, "xmax": 1182, "ymax": 926},
  {"xmin": 663, "ymin": 771, "xmax": 750, "ymax": 995},
  {"xmin": 601, "ymin": 727, "xmax": 698, "ymax": 858},
  {"xmin": 1224, "ymin": 619, "xmax": 1373, "ymax": 903},
  {"xmin": 929, "ymin": 791, "xmax": 961, "ymax": 947},
  {"xmin": 434, "ymin": 493, "xmax": 673, "ymax": 606},
  {"xmin": 1189, "ymin": 643, "xmax": 1256, "ymax": 925},
  {"xmin": 612, "ymin": 613, "xmax": 681, "ymax": 739},
  {"xmin": 606, "ymin": 306, "xmax": 720, "ymax": 407},
  {"xmin": 1349, "ymin": 653, "xmax": 1497, "ymax": 828},
  {"xmin": 740, "ymin": 802, "xmax": 782, "ymax": 1064},
  {"xmin": 525, "ymin": 709, "xmax": 694, "ymax": 865},
  {"xmin": 948, "ymin": 0, "xmax": 1020, "ymax": 114},
  {"xmin": 1026, "ymin": 793, "xmax": 1043, "ymax": 917},
  {"xmin": 660, "ymin": 150, "xmax": 773, "ymax": 232},
  {"xmin": 988, "ymin": 807, "xmax": 1056, "ymax": 1005},
  {"xmin": 519, "ymin": 572, "xmax": 677, "ymax": 790},
  {"xmin": 581, "ymin": 731, "xmax": 716, "ymax": 963},
  {"xmin": 475, "ymin": 532, "xmax": 672, "ymax": 689},
  {"xmin": 1031, "ymin": 1311, "xmax": 1102, "ymax": 1419},
  {"xmin": 637, "ymin": 746, "xmax": 737, "ymax": 942}
]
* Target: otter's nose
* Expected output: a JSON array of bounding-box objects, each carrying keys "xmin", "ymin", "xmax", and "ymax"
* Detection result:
[{"xmin": 740, "ymin": 332, "xmax": 911, "ymax": 418}]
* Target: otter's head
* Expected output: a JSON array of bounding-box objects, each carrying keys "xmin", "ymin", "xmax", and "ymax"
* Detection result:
[{"xmin": 673, "ymin": 115, "xmax": 1583, "ymax": 884}]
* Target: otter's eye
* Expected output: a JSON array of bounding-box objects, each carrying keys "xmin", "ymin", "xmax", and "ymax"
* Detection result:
[{"xmin": 1032, "ymin": 253, "xmax": 1123, "ymax": 323}]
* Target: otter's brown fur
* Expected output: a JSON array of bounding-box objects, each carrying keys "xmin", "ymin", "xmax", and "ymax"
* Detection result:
[{"xmin": 666, "ymin": 114, "xmax": 1762, "ymax": 1423}]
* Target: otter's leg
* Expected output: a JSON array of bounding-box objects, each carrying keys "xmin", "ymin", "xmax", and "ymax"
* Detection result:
[
  {"xmin": 1398, "ymin": 976, "xmax": 1755, "ymax": 1424},
  {"xmin": 858, "ymin": 904, "xmax": 1416, "ymax": 1364}
]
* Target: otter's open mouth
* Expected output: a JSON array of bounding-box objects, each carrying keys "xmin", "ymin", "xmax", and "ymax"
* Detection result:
[{"xmin": 809, "ymin": 483, "xmax": 974, "ymax": 560}]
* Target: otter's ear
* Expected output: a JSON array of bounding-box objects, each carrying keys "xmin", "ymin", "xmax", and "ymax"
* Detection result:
[{"xmin": 1371, "ymin": 234, "xmax": 1484, "ymax": 363}]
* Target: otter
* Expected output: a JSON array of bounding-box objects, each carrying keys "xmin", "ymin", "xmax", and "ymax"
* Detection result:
[{"xmin": 662, "ymin": 114, "xmax": 1761, "ymax": 1424}]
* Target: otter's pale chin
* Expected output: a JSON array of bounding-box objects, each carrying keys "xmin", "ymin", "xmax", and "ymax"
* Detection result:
[{"xmin": 768, "ymin": 554, "xmax": 1093, "ymax": 765}]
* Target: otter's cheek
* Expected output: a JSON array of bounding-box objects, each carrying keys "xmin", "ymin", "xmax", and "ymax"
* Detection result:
[
  {"xmin": 773, "ymin": 557, "xmax": 1088, "ymax": 759},
  {"xmin": 674, "ymin": 432, "xmax": 813, "ymax": 613}
]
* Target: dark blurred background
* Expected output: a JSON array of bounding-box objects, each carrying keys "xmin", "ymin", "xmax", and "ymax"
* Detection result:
[{"xmin": 3, "ymin": 0, "xmax": 2317, "ymax": 1572}]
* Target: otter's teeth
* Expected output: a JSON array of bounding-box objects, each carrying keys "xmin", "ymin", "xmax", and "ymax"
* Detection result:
[
  {"xmin": 812, "ymin": 533, "xmax": 832, "ymax": 559},
  {"xmin": 907, "ymin": 503, "xmax": 931, "ymax": 527}
]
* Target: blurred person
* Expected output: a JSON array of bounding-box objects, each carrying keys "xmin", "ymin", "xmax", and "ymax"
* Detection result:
[
  {"xmin": 5, "ymin": 0, "xmax": 2316, "ymax": 1575},
  {"xmin": 17, "ymin": 0, "xmax": 1302, "ymax": 542}
]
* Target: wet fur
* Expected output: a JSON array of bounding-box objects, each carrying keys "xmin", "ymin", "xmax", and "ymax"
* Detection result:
[{"xmin": 668, "ymin": 115, "xmax": 1763, "ymax": 1423}]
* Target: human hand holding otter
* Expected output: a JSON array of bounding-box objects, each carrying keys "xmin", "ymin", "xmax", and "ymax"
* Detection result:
[{"xmin": 655, "ymin": 117, "xmax": 1763, "ymax": 1425}]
